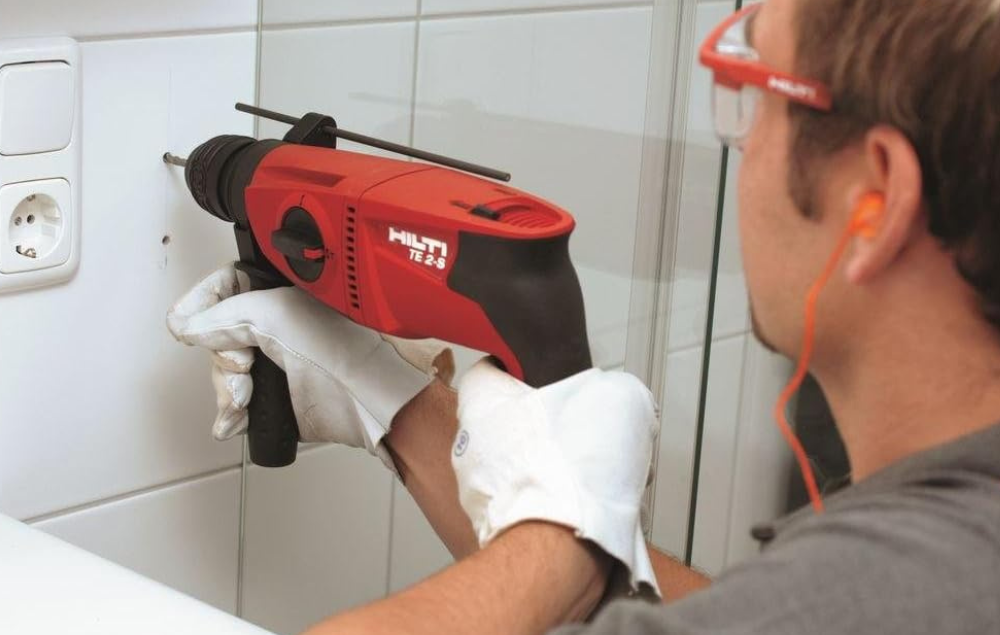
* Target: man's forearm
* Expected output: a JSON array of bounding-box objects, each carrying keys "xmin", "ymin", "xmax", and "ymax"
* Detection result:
[
  {"xmin": 386, "ymin": 380, "xmax": 713, "ymax": 603},
  {"xmin": 303, "ymin": 521, "xmax": 611, "ymax": 635},
  {"xmin": 648, "ymin": 546, "xmax": 711, "ymax": 602},
  {"xmin": 385, "ymin": 379, "xmax": 479, "ymax": 559}
]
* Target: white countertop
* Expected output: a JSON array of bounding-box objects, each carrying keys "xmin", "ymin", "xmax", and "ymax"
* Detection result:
[{"xmin": 0, "ymin": 514, "xmax": 273, "ymax": 634}]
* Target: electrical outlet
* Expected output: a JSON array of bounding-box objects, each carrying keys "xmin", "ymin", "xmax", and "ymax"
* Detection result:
[{"xmin": 0, "ymin": 179, "xmax": 72, "ymax": 274}]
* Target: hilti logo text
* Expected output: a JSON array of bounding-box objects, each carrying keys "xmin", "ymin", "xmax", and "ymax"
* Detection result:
[
  {"xmin": 767, "ymin": 76, "xmax": 816, "ymax": 101},
  {"xmin": 389, "ymin": 227, "xmax": 449, "ymax": 270}
]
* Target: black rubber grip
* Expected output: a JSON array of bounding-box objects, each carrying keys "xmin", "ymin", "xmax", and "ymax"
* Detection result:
[
  {"xmin": 447, "ymin": 232, "xmax": 592, "ymax": 387},
  {"xmin": 246, "ymin": 349, "xmax": 300, "ymax": 467},
  {"xmin": 244, "ymin": 268, "xmax": 299, "ymax": 467}
]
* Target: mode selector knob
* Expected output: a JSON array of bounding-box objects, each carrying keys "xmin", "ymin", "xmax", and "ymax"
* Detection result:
[{"xmin": 271, "ymin": 206, "xmax": 326, "ymax": 282}]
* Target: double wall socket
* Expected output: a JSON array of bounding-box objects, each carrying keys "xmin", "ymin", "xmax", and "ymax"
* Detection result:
[{"xmin": 0, "ymin": 37, "xmax": 81, "ymax": 294}]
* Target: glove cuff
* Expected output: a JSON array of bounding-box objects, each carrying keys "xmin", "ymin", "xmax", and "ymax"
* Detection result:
[
  {"xmin": 475, "ymin": 479, "xmax": 660, "ymax": 597},
  {"xmin": 575, "ymin": 495, "xmax": 660, "ymax": 595}
]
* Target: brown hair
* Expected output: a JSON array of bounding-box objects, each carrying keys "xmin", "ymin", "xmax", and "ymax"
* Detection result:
[{"xmin": 788, "ymin": 0, "xmax": 1000, "ymax": 327}]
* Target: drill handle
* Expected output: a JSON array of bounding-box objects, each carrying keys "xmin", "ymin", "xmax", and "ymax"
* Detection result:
[
  {"xmin": 234, "ymin": 232, "xmax": 301, "ymax": 467},
  {"xmin": 448, "ymin": 232, "xmax": 593, "ymax": 387},
  {"xmin": 246, "ymin": 341, "xmax": 300, "ymax": 467}
]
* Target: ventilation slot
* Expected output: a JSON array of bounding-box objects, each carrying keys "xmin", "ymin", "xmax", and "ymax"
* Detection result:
[
  {"xmin": 346, "ymin": 206, "xmax": 361, "ymax": 310},
  {"xmin": 497, "ymin": 205, "xmax": 560, "ymax": 229}
]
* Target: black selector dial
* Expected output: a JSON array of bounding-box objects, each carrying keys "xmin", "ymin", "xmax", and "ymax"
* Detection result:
[{"xmin": 272, "ymin": 206, "xmax": 326, "ymax": 282}]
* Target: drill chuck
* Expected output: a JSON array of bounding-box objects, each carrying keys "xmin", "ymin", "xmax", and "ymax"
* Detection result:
[{"xmin": 184, "ymin": 135, "xmax": 256, "ymax": 225}]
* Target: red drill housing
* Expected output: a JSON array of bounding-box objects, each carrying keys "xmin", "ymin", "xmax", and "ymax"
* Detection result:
[{"xmin": 181, "ymin": 109, "xmax": 592, "ymax": 466}]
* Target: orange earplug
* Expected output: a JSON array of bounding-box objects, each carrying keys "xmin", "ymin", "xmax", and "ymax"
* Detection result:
[{"xmin": 850, "ymin": 192, "xmax": 885, "ymax": 239}]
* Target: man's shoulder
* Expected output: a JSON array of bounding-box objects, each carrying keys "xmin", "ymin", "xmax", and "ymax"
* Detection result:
[{"xmin": 561, "ymin": 429, "xmax": 1000, "ymax": 635}]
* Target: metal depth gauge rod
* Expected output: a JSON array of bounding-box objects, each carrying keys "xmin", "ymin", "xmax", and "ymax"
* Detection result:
[{"xmin": 235, "ymin": 103, "xmax": 512, "ymax": 182}]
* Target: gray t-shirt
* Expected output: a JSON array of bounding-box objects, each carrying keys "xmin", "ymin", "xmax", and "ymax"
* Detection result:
[{"xmin": 559, "ymin": 422, "xmax": 1000, "ymax": 635}]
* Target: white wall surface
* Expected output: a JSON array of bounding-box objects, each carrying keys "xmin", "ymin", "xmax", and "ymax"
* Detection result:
[{"xmin": 0, "ymin": 0, "xmax": 256, "ymax": 616}]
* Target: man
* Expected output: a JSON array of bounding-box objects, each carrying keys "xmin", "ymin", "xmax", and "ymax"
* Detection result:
[{"xmin": 168, "ymin": 0, "xmax": 1000, "ymax": 632}]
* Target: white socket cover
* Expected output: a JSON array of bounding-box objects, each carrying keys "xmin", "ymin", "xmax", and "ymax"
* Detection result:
[
  {"xmin": 0, "ymin": 179, "xmax": 72, "ymax": 274},
  {"xmin": 0, "ymin": 37, "xmax": 81, "ymax": 294}
]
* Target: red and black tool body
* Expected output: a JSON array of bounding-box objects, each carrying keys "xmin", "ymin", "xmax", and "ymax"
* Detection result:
[{"xmin": 182, "ymin": 106, "xmax": 591, "ymax": 467}]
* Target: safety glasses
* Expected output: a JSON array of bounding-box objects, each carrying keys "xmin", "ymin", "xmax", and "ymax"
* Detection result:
[{"xmin": 699, "ymin": 3, "xmax": 833, "ymax": 146}]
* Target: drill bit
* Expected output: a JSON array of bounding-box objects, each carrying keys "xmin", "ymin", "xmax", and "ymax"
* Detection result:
[{"xmin": 163, "ymin": 152, "xmax": 188, "ymax": 168}]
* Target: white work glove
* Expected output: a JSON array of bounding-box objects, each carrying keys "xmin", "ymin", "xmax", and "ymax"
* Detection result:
[
  {"xmin": 166, "ymin": 263, "xmax": 452, "ymax": 474},
  {"xmin": 453, "ymin": 359, "xmax": 661, "ymax": 597}
]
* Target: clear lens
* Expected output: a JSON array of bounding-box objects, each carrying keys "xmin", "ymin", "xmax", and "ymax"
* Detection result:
[
  {"xmin": 712, "ymin": 83, "xmax": 760, "ymax": 147},
  {"xmin": 716, "ymin": 10, "xmax": 758, "ymax": 61}
]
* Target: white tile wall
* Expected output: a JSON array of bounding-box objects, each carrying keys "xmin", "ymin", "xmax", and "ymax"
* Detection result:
[
  {"xmin": 687, "ymin": 334, "xmax": 747, "ymax": 575},
  {"xmin": 649, "ymin": 344, "xmax": 704, "ymax": 556},
  {"xmin": 0, "ymin": 2, "xmax": 256, "ymax": 616},
  {"xmin": 241, "ymin": 445, "xmax": 393, "ymax": 635},
  {"xmin": 0, "ymin": 0, "xmax": 256, "ymax": 39},
  {"xmin": 256, "ymin": 22, "xmax": 416, "ymax": 150},
  {"xmin": 0, "ymin": 32, "xmax": 255, "ymax": 521},
  {"xmin": 649, "ymin": 335, "xmax": 750, "ymax": 574},
  {"xmin": 32, "ymin": 468, "xmax": 241, "ymax": 613},
  {"xmin": 413, "ymin": 7, "xmax": 653, "ymax": 369}
]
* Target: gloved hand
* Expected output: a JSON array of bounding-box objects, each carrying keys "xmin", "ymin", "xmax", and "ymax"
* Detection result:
[
  {"xmin": 452, "ymin": 360, "xmax": 661, "ymax": 597},
  {"xmin": 166, "ymin": 263, "xmax": 453, "ymax": 474}
]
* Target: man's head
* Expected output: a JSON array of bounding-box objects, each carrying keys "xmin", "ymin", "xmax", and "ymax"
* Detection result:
[{"xmin": 728, "ymin": 0, "xmax": 1000, "ymax": 367}]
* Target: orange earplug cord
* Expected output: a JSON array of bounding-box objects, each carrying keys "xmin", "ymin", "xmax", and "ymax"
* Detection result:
[{"xmin": 773, "ymin": 194, "xmax": 884, "ymax": 514}]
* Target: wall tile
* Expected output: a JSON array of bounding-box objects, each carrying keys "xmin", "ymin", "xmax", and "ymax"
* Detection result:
[
  {"xmin": 241, "ymin": 445, "xmax": 393, "ymax": 635},
  {"xmin": 0, "ymin": 0, "xmax": 255, "ymax": 39},
  {"xmin": 725, "ymin": 338, "xmax": 793, "ymax": 567},
  {"xmin": 256, "ymin": 22, "xmax": 416, "ymax": 152},
  {"xmin": 649, "ymin": 345, "xmax": 702, "ymax": 556},
  {"xmin": 388, "ymin": 482, "xmax": 453, "ymax": 592},
  {"xmin": 687, "ymin": 335, "xmax": 747, "ymax": 576},
  {"xmin": 413, "ymin": 8, "xmax": 652, "ymax": 368},
  {"xmin": 0, "ymin": 32, "xmax": 255, "ymax": 520},
  {"xmin": 32, "ymin": 469, "xmax": 241, "ymax": 614},
  {"xmin": 262, "ymin": 0, "xmax": 417, "ymax": 26},
  {"xmin": 665, "ymin": 0, "xmax": 748, "ymax": 353},
  {"xmin": 423, "ymin": 0, "xmax": 651, "ymax": 15}
]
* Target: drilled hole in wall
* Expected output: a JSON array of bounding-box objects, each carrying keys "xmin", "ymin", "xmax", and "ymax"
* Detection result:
[{"xmin": 162, "ymin": 235, "xmax": 171, "ymax": 246}]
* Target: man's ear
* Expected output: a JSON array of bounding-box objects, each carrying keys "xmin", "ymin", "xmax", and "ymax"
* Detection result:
[{"xmin": 845, "ymin": 126, "xmax": 924, "ymax": 284}]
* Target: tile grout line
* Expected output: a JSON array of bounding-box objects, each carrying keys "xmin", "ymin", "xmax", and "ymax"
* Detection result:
[
  {"xmin": 420, "ymin": 1, "xmax": 652, "ymax": 21},
  {"xmin": 236, "ymin": 0, "xmax": 267, "ymax": 617},
  {"xmin": 76, "ymin": 25, "xmax": 258, "ymax": 43},
  {"xmin": 261, "ymin": 1, "xmax": 653, "ymax": 33},
  {"xmin": 383, "ymin": 0, "xmax": 424, "ymax": 598},
  {"xmin": 23, "ymin": 462, "xmax": 244, "ymax": 525},
  {"xmin": 236, "ymin": 439, "xmax": 249, "ymax": 617}
]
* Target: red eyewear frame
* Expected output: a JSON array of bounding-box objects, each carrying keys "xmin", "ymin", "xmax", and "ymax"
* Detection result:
[{"xmin": 699, "ymin": 4, "xmax": 833, "ymax": 112}]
